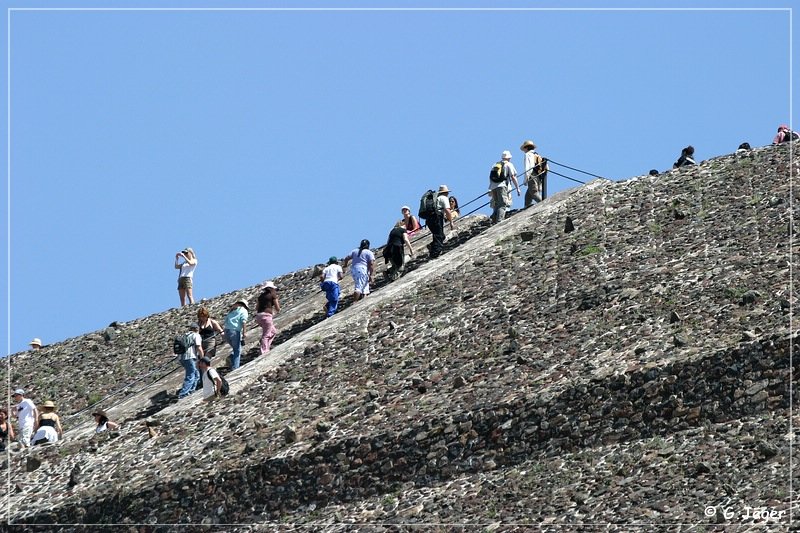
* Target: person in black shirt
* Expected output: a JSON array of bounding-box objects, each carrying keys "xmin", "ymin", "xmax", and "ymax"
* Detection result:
[
  {"xmin": 385, "ymin": 221, "xmax": 415, "ymax": 281},
  {"xmin": 673, "ymin": 145, "xmax": 696, "ymax": 168}
]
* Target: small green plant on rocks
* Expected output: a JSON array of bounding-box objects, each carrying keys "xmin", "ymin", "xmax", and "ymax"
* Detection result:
[
  {"xmin": 579, "ymin": 244, "xmax": 603, "ymax": 256},
  {"xmin": 723, "ymin": 287, "xmax": 748, "ymax": 301}
]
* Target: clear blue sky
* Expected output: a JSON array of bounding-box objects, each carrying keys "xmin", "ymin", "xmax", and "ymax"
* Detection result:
[{"xmin": 2, "ymin": 2, "xmax": 795, "ymax": 356}]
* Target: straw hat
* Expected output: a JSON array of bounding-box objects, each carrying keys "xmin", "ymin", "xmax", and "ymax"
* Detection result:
[
  {"xmin": 438, "ymin": 185, "xmax": 450, "ymax": 194},
  {"xmin": 520, "ymin": 140, "xmax": 536, "ymax": 151},
  {"xmin": 41, "ymin": 400, "xmax": 56, "ymax": 409},
  {"xmin": 234, "ymin": 300, "xmax": 250, "ymax": 311}
]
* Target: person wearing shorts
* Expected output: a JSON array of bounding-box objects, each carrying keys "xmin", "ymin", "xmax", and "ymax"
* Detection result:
[{"xmin": 175, "ymin": 248, "xmax": 198, "ymax": 306}]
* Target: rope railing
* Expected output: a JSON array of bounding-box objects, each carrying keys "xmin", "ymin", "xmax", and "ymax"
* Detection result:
[
  {"xmin": 62, "ymin": 154, "xmax": 606, "ymax": 425},
  {"xmin": 410, "ymin": 156, "xmax": 596, "ymax": 240},
  {"xmin": 547, "ymin": 158, "xmax": 605, "ymax": 181},
  {"xmin": 65, "ymin": 332, "xmax": 223, "ymax": 421}
]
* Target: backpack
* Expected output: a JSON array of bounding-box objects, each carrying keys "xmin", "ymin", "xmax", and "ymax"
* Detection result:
[
  {"xmin": 782, "ymin": 130, "xmax": 800, "ymax": 143},
  {"xmin": 489, "ymin": 161, "xmax": 507, "ymax": 183},
  {"xmin": 418, "ymin": 190, "xmax": 438, "ymax": 220},
  {"xmin": 207, "ymin": 370, "xmax": 230, "ymax": 396},
  {"xmin": 532, "ymin": 154, "xmax": 548, "ymax": 177},
  {"xmin": 172, "ymin": 334, "xmax": 189, "ymax": 355}
]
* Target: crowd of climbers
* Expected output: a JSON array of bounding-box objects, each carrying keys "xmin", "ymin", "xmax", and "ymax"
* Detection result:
[{"xmin": 9, "ymin": 128, "xmax": 797, "ymax": 451}]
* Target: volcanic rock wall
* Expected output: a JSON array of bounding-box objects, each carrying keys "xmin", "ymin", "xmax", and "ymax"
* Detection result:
[{"xmin": 3, "ymin": 144, "xmax": 796, "ymax": 531}]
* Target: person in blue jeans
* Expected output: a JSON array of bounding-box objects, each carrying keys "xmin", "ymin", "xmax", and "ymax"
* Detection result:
[
  {"xmin": 177, "ymin": 323, "xmax": 203, "ymax": 399},
  {"xmin": 320, "ymin": 256, "xmax": 344, "ymax": 317},
  {"xmin": 223, "ymin": 300, "xmax": 249, "ymax": 369}
]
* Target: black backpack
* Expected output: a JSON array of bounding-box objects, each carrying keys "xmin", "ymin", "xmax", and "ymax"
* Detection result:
[
  {"xmin": 418, "ymin": 190, "xmax": 438, "ymax": 220},
  {"xmin": 206, "ymin": 370, "xmax": 230, "ymax": 396},
  {"xmin": 489, "ymin": 161, "xmax": 507, "ymax": 183},
  {"xmin": 782, "ymin": 130, "xmax": 800, "ymax": 143},
  {"xmin": 172, "ymin": 334, "xmax": 188, "ymax": 355}
]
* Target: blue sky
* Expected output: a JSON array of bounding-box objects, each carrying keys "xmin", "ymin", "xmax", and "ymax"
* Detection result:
[{"xmin": 2, "ymin": 2, "xmax": 795, "ymax": 356}]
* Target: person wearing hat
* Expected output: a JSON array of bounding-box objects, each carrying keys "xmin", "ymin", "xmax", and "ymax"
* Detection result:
[
  {"xmin": 177, "ymin": 323, "xmax": 204, "ymax": 399},
  {"xmin": 488, "ymin": 151, "xmax": 521, "ymax": 224},
  {"xmin": 319, "ymin": 256, "xmax": 344, "ymax": 318},
  {"xmin": 32, "ymin": 400, "xmax": 63, "ymax": 445},
  {"xmin": 400, "ymin": 206, "xmax": 421, "ymax": 235},
  {"xmin": 428, "ymin": 185, "xmax": 454, "ymax": 258},
  {"xmin": 11, "ymin": 388, "xmax": 37, "ymax": 447},
  {"xmin": 520, "ymin": 140, "xmax": 548, "ymax": 207},
  {"xmin": 256, "ymin": 281, "xmax": 281, "ymax": 355},
  {"xmin": 344, "ymin": 239, "xmax": 376, "ymax": 303},
  {"xmin": 28, "ymin": 338, "xmax": 42, "ymax": 350},
  {"xmin": 223, "ymin": 300, "xmax": 249, "ymax": 370},
  {"xmin": 92, "ymin": 409, "xmax": 119, "ymax": 433},
  {"xmin": 174, "ymin": 247, "xmax": 198, "ymax": 307}
]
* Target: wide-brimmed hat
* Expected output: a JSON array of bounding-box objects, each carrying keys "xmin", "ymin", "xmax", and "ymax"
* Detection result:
[
  {"xmin": 438, "ymin": 185, "xmax": 449, "ymax": 194},
  {"xmin": 92, "ymin": 409, "xmax": 108, "ymax": 418},
  {"xmin": 234, "ymin": 300, "xmax": 250, "ymax": 311},
  {"xmin": 501, "ymin": 150, "xmax": 512, "ymax": 160},
  {"xmin": 41, "ymin": 400, "xmax": 56, "ymax": 409},
  {"xmin": 263, "ymin": 281, "xmax": 277, "ymax": 290},
  {"xmin": 29, "ymin": 338, "xmax": 42, "ymax": 347},
  {"xmin": 520, "ymin": 140, "xmax": 536, "ymax": 151}
]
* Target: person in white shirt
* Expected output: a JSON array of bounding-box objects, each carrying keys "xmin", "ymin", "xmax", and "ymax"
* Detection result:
[
  {"xmin": 197, "ymin": 357, "xmax": 223, "ymax": 400},
  {"xmin": 520, "ymin": 140, "xmax": 548, "ymax": 207},
  {"xmin": 320, "ymin": 257, "xmax": 344, "ymax": 318},
  {"xmin": 92, "ymin": 410, "xmax": 120, "ymax": 433},
  {"xmin": 488, "ymin": 150, "xmax": 521, "ymax": 223},
  {"xmin": 11, "ymin": 389, "xmax": 38, "ymax": 447},
  {"xmin": 344, "ymin": 240, "xmax": 376, "ymax": 302},
  {"xmin": 175, "ymin": 247, "xmax": 198, "ymax": 306}
]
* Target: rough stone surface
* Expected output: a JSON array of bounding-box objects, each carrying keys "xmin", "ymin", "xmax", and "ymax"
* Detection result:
[{"xmin": 0, "ymin": 144, "xmax": 794, "ymax": 531}]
